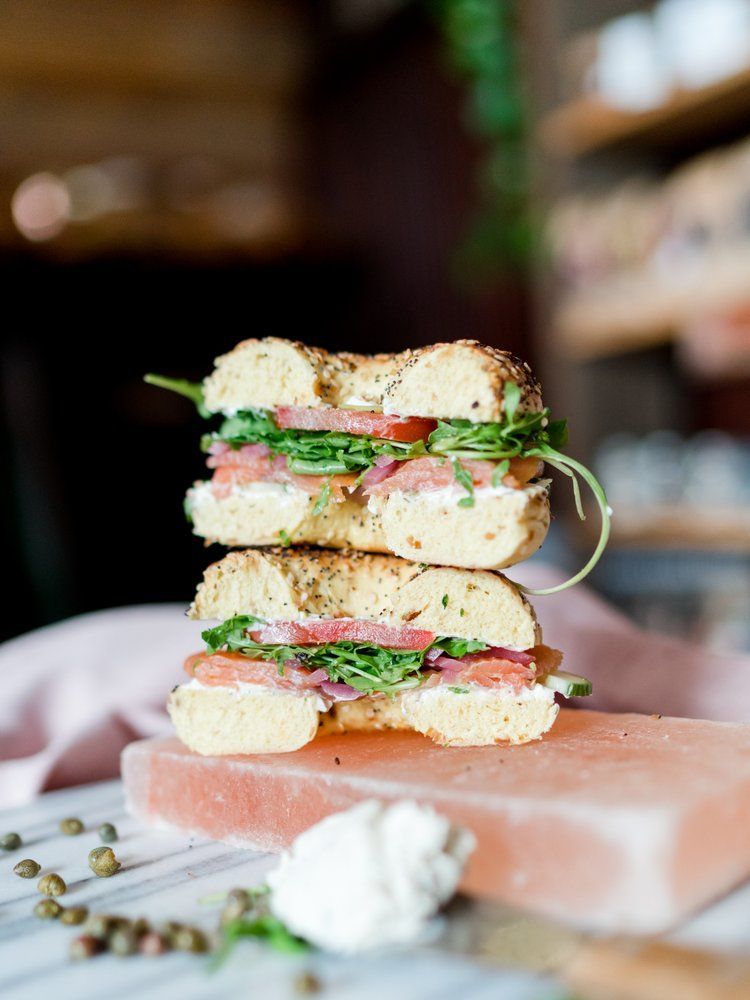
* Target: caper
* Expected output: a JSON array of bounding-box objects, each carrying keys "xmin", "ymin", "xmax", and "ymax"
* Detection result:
[
  {"xmin": 220, "ymin": 888, "xmax": 250, "ymax": 926},
  {"xmin": 88, "ymin": 846, "xmax": 121, "ymax": 877},
  {"xmin": 159, "ymin": 920, "xmax": 184, "ymax": 947},
  {"xmin": 13, "ymin": 859, "xmax": 40, "ymax": 879},
  {"xmin": 227, "ymin": 887, "xmax": 250, "ymax": 907},
  {"xmin": 60, "ymin": 906, "xmax": 89, "ymax": 926},
  {"xmin": 139, "ymin": 931, "xmax": 169, "ymax": 956},
  {"xmin": 109, "ymin": 926, "xmax": 137, "ymax": 957},
  {"xmin": 38, "ymin": 873, "xmax": 66, "ymax": 897},
  {"xmin": 85, "ymin": 913, "xmax": 120, "ymax": 939},
  {"xmin": 294, "ymin": 972, "xmax": 322, "ymax": 995},
  {"xmin": 132, "ymin": 917, "xmax": 150, "ymax": 938},
  {"xmin": 0, "ymin": 832, "xmax": 22, "ymax": 851},
  {"xmin": 59, "ymin": 817, "xmax": 84, "ymax": 836},
  {"xmin": 172, "ymin": 926, "xmax": 208, "ymax": 953},
  {"xmin": 70, "ymin": 935, "xmax": 101, "ymax": 960},
  {"xmin": 34, "ymin": 898, "xmax": 62, "ymax": 919},
  {"xmin": 98, "ymin": 822, "xmax": 118, "ymax": 843}
]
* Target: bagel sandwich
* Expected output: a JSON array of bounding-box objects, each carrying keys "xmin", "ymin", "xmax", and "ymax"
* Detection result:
[
  {"xmin": 168, "ymin": 547, "xmax": 592, "ymax": 754},
  {"xmin": 148, "ymin": 338, "xmax": 583, "ymax": 574}
]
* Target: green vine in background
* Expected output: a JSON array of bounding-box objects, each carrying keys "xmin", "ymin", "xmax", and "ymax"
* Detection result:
[{"xmin": 430, "ymin": 0, "xmax": 531, "ymax": 282}]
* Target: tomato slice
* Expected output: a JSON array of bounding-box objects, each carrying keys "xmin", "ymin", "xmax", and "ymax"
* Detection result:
[
  {"xmin": 275, "ymin": 406, "xmax": 437, "ymax": 443},
  {"xmin": 248, "ymin": 618, "xmax": 435, "ymax": 650}
]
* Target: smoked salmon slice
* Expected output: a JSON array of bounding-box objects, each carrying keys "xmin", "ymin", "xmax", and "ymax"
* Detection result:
[
  {"xmin": 185, "ymin": 651, "xmax": 327, "ymax": 691},
  {"xmin": 364, "ymin": 456, "xmax": 543, "ymax": 497},
  {"xmin": 207, "ymin": 444, "xmax": 357, "ymax": 501}
]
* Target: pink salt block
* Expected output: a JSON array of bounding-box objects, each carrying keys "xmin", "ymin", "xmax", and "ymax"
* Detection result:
[{"xmin": 122, "ymin": 708, "xmax": 750, "ymax": 933}]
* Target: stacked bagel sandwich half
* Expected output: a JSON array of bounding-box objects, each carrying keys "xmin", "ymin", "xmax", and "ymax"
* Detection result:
[{"xmin": 149, "ymin": 338, "xmax": 608, "ymax": 752}]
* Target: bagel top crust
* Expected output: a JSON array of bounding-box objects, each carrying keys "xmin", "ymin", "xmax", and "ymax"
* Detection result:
[
  {"xmin": 189, "ymin": 547, "xmax": 540, "ymax": 650},
  {"xmin": 201, "ymin": 337, "xmax": 542, "ymax": 422}
]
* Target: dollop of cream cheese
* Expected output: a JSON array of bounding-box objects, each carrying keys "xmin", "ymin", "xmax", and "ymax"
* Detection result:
[{"xmin": 267, "ymin": 799, "xmax": 475, "ymax": 953}]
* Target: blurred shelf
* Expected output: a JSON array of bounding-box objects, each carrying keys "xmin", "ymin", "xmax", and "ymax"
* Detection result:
[
  {"xmin": 594, "ymin": 505, "xmax": 750, "ymax": 552},
  {"xmin": 539, "ymin": 65, "xmax": 750, "ymax": 158},
  {"xmin": 1, "ymin": 207, "xmax": 316, "ymax": 265},
  {"xmin": 556, "ymin": 281, "xmax": 678, "ymax": 359},
  {"xmin": 556, "ymin": 246, "xmax": 750, "ymax": 359}
]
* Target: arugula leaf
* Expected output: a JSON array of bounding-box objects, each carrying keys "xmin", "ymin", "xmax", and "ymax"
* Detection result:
[
  {"xmin": 210, "ymin": 889, "xmax": 307, "ymax": 969},
  {"xmin": 312, "ymin": 479, "xmax": 331, "ymax": 515},
  {"xmin": 427, "ymin": 411, "xmax": 566, "ymax": 462},
  {"xmin": 144, "ymin": 374, "xmax": 210, "ymax": 419},
  {"xmin": 433, "ymin": 636, "xmax": 487, "ymax": 658},
  {"xmin": 451, "ymin": 457, "xmax": 475, "ymax": 508},
  {"xmin": 202, "ymin": 615, "xmax": 266, "ymax": 654},
  {"xmin": 221, "ymin": 915, "xmax": 307, "ymax": 955},
  {"xmin": 491, "ymin": 458, "xmax": 510, "ymax": 488},
  {"xmin": 201, "ymin": 618, "xmax": 490, "ymax": 695},
  {"xmin": 210, "ymin": 409, "xmax": 426, "ymax": 474},
  {"xmin": 515, "ymin": 444, "xmax": 611, "ymax": 596},
  {"xmin": 546, "ymin": 419, "xmax": 568, "ymax": 450},
  {"xmin": 503, "ymin": 380, "xmax": 521, "ymax": 422},
  {"xmin": 235, "ymin": 639, "xmax": 428, "ymax": 695},
  {"xmin": 183, "ymin": 494, "xmax": 194, "ymax": 524}
]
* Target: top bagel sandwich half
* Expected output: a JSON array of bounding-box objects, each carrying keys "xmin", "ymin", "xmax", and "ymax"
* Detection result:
[{"xmin": 147, "ymin": 338, "xmax": 609, "ymax": 586}]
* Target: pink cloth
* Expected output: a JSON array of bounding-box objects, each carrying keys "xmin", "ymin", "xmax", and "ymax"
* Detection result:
[
  {"xmin": 0, "ymin": 569, "xmax": 747, "ymax": 807},
  {"xmin": 0, "ymin": 605, "xmax": 203, "ymax": 808}
]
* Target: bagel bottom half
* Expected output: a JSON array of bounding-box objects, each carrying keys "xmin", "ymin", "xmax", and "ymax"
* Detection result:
[
  {"xmin": 187, "ymin": 480, "xmax": 549, "ymax": 571},
  {"xmin": 167, "ymin": 682, "xmax": 558, "ymax": 754}
]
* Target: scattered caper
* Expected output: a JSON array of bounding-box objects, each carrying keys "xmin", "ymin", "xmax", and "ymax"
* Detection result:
[
  {"xmin": 13, "ymin": 859, "xmax": 40, "ymax": 879},
  {"xmin": 70, "ymin": 935, "xmax": 101, "ymax": 960},
  {"xmin": 60, "ymin": 906, "xmax": 89, "ymax": 926},
  {"xmin": 34, "ymin": 898, "xmax": 62, "ymax": 919},
  {"xmin": 0, "ymin": 833, "xmax": 22, "ymax": 851},
  {"xmin": 294, "ymin": 972, "xmax": 322, "ymax": 995},
  {"xmin": 109, "ymin": 926, "xmax": 137, "ymax": 957},
  {"xmin": 59, "ymin": 817, "xmax": 84, "ymax": 836},
  {"xmin": 38, "ymin": 873, "xmax": 66, "ymax": 897},
  {"xmin": 88, "ymin": 846, "xmax": 121, "ymax": 877},
  {"xmin": 227, "ymin": 887, "xmax": 250, "ymax": 907},
  {"xmin": 132, "ymin": 917, "xmax": 150, "ymax": 938},
  {"xmin": 98, "ymin": 822, "xmax": 118, "ymax": 843},
  {"xmin": 139, "ymin": 931, "xmax": 169, "ymax": 956},
  {"xmin": 159, "ymin": 920, "xmax": 183, "ymax": 947},
  {"xmin": 172, "ymin": 926, "xmax": 208, "ymax": 953},
  {"xmin": 220, "ymin": 888, "xmax": 250, "ymax": 926},
  {"xmin": 85, "ymin": 914, "xmax": 119, "ymax": 939}
]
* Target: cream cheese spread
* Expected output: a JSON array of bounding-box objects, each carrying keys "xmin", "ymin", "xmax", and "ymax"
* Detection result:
[{"xmin": 267, "ymin": 799, "xmax": 475, "ymax": 953}]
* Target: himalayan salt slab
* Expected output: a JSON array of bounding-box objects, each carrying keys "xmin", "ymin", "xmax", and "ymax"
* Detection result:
[{"xmin": 122, "ymin": 709, "xmax": 750, "ymax": 933}]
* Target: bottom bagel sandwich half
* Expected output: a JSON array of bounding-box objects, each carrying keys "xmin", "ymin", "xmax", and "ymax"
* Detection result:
[{"xmin": 169, "ymin": 548, "xmax": 592, "ymax": 754}]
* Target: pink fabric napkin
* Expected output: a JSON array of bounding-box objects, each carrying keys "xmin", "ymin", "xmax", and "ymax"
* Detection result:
[
  {"xmin": 0, "ymin": 605, "xmax": 203, "ymax": 808},
  {"xmin": 0, "ymin": 567, "xmax": 747, "ymax": 808}
]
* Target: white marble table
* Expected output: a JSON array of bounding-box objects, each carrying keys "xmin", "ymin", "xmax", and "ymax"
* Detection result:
[{"xmin": 2, "ymin": 779, "xmax": 750, "ymax": 1000}]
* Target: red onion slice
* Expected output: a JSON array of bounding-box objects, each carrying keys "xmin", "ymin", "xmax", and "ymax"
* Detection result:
[
  {"xmin": 361, "ymin": 458, "xmax": 399, "ymax": 492},
  {"xmin": 430, "ymin": 655, "xmax": 463, "ymax": 672},
  {"xmin": 206, "ymin": 442, "xmax": 272, "ymax": 468},
  {"xmin": 207, "ymin": 441, "xmax": 232, "ymax": 456},
  {"xmin": 319, "ymin": 681, "xmax": 363, "ymax": 701},
  {"xmin": 481, "ymin": 646, "xmax": 535, "ymax": 666}
]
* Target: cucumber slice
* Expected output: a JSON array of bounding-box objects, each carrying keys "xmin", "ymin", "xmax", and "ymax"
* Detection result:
[{"xmin": 541, "ymin": 670, "xmax": 592, "ymax": 698}]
